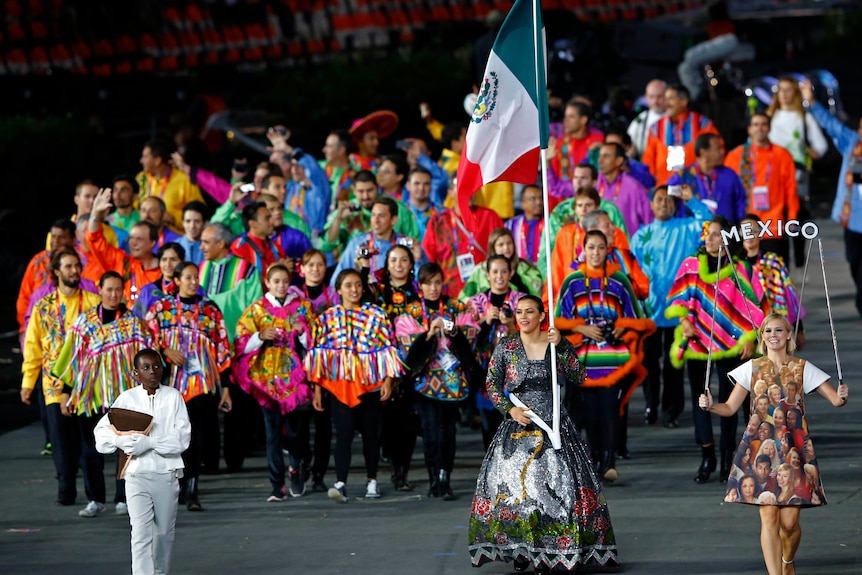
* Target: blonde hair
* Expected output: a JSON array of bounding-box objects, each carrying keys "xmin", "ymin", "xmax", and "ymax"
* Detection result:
[
  {"xmin": 766, "ymin": 77, "xmax": 805, "ymax": 118},
  {"xmin": 758, "ymin": 313, "xmax": 797, "ymax": 355}
]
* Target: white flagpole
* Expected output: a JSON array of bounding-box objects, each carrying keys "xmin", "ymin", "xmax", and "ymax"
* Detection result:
[{"xmin": 532, "ymin": 0, "xmax": 560, "ymax": 447}]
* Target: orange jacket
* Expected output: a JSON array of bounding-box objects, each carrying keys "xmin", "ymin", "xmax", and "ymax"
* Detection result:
[
  {"xmin": 642, "ymin": 112, "xmax": 718, "ymax": 186},
  {"xmin": 86, "ymin": 227, "xmax": 161, "ymax": 303},
  {"xmin": 724, "ymin": 142, "xmax": 798, "ymax": 235}
]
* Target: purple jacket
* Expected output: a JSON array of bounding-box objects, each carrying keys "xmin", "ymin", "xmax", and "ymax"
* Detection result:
[{"xmin": 597, "ymin": 172, "xmax": 654, "ymax": 235}]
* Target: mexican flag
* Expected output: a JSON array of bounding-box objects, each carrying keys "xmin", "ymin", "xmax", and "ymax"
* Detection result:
[{"xmin": 456, "ymin": 0, "xmax": 549, "ymax": 231}]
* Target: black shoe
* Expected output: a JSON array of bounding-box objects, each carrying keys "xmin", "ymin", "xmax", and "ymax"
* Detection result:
[
  {"xmin": 616, "ymin": 448, "xmax": 632, "ymax": 460},
  {"xmin": 644, "ymin": 407, "xmax": 657, "ymax": 425},
  {"xmin": 311, "ymin": 475, "xmax": 327, "ymax": 493},
  {"xmin": 186, "ymin": 477, "xmax": 203, "ymax": 511},
  {"xmin": 55, "ymin": 498, "xmax": 76, "ymax": 506},
  {"xmin": 427, "ymin": 467, "xmax": 440, "ymax": 498},
  {"xmin": 513, "ymin": 558, "xmax": 530, "ymax": 572},
  {"xmin": 662, "ymin": 418, "xmax": 680, "ymax": 429},
  {"xmin": 439, "ymin": 470, "xmax": 456, "ymax": 501},
  {"xmin": 694, "ymin": 445, "xmax": 717, "ymax": 484}
]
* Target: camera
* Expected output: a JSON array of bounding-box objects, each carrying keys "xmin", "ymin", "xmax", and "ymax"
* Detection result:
[
  {"xmin": 239, "ymin": 183, "xmax": 255, "ymax": 193},
  {"xmin": 443, "ymin": 319, "xmax": 455, "ymax": 332},
  {"xmin": 269, "ymin": 126, "xmax": 289, "ymax": 137},
  {"xmin": 357, "ymin": 245, "xmax": 379, "ymax": 259},
  {"xmin": 395, "ymin": 139, "xmax": 412, "ymax": 151},
  {"xmin": 667, "ymin": 185, "xmax": 683, "ymax": 197},
  {"xmin": 501, "ymin": 304, "xmax": 513, "ymax": 318},
  {"xmin": 396, "ymin": 236, "xmax": 414, "ymax": 248},
  {"xmin": 348, "ymin": 202, "xmax": 363, "ymax": 212},
  {"xmin": 600, "ymin": 320, "xmax": 617, "ymax": 346}
]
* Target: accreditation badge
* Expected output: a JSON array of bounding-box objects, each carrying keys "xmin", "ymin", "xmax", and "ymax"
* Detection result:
[{"xmin": 456, "ymin": 253, "xmax": 476, "ymax": 282}]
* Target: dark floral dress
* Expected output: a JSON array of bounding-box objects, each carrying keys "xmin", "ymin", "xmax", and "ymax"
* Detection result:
[{"xmin": 468, "ymin": 335, "xmax": 619, "ymax": 571}]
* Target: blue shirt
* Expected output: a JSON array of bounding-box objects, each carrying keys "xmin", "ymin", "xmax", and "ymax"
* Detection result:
[
  {"xmin": 176, "ymin": 236, "xmax": 204, "ymax": 265},
  {"xmin": 630, "ymin": 198, "xmax": 713, "ymax": 327}
]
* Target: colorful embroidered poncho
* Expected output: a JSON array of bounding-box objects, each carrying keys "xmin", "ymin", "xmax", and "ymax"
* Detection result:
[
  {"xmin": 400, "ymin": 297, "xmax": 478, "ymax": 402},
  {"xmin": 146, "ymin": 296, "xmax": 231, "ymax": 401},
  {"xmin": 749, "ymin": 251, "xmax": 805, "ymax": 323},
  {"xmin": 554, "ymin": 264, "xmax": 656, "ymax": 409},
  {"xmin": 233, "ymin": 295, "xmax": 313, "ymax": 413},
  {"xmin": 53, "ymin": 307, "xmax": 154, "ymax": 416},
  {"xmin": 665, "ymin": 253, "xmax": 765, "ymax": 368},
  {"xmin": 304, "ymin": 303, "xmax": 403, "ymax": 408}
]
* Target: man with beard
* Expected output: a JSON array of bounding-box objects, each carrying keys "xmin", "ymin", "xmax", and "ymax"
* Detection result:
[
  {"xmin": 106, "ymin": 175, "xmax": 141, "ymax": 234},
  {"xmin": 21, "ymin": 249, "xmax": 101, "ymax": 506}
]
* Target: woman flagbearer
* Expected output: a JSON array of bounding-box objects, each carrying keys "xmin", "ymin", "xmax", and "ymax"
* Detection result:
[
  {"xmin": 304, "ymin": 269, "xmax": 403, "ymax": 503},
  {"xmin": 468, "ymin": 295, "xmax": 619, "ymax": 573},
  {"xmin": 233, "ymin": 264, "xmax": 314, "ymax": 501},
  {"xmin": 145, "ymin": 261, "xmax": 232, "ymax": 511}
]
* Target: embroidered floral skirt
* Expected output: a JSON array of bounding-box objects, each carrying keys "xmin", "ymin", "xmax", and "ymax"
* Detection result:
[{"xmin": 468, "ymin": 415, "xmax": 619, "ymax": 571}]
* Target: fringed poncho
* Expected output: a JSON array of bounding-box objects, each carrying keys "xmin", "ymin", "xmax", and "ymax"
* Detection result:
[
  {"xmin": 666, "ymin": 254, "xmax": 764, "ymax": 368},
  {"xmin": 53, "ymin": 307, "xmax": 154, "ymax": 416},
  {"xmin": 749, "ymin": 251, "xmax": 805, "ymax": 323},
  {"xmin": 232, "ymin": 294, "xmax": 313, "ymax": 413},
  {"xmin": 554, "ymin": 263, "xmax": 655, "ymax": 409},
  {"xmin": 304, "ymin": 303, "xmax": 403, "ymax": 408},
  {"xmin": 146, "ymin": 296, "xmax": 231, "ymax": 401}
]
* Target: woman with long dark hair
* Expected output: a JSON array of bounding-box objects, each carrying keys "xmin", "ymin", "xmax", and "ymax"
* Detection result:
[
  {"xmin": 145, "ymin": 261, "xmax": 232, "ymax": 511},
  {"xmin": 403, "ymin": 263, "xmax": 478, "ymax": 499},
  {"xmin": 304, "ymin": 269, "xmax": 402, "ymax": 503},
  {"xmin": 468, "ymin": 295, "xmax": 619, "ymax": 573}
]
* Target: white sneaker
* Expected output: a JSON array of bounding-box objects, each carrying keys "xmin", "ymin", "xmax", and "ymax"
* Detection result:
[
  {"xmin": 327, "ymin": 481, "xmax": 348, "ymax": 503},
  {"xmin": 115, "ymin": 502, "xmax": 128, "ymax": 515},
  {"xmin": 78, "ymin": 501, "xmax": 106, "ymax": 518},
  {"xmin": 365, "ymin": 479, "xmax": 381, "ymax": 499}
]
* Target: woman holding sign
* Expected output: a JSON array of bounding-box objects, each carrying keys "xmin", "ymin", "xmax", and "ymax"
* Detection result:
[
  {"xmin": 468, "ymin": 295, "xmax": 618, "ymax": 574},
  {"xmin": 699, "ymin": 313, "xmax": 849, "ymax": 575}
]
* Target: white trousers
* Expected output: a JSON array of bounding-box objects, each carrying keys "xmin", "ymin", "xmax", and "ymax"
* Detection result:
[{"xmin": 126, "ymin": 472, "xmax": 180, "ymax": 575}]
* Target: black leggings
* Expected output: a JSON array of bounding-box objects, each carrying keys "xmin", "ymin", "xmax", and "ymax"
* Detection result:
[
  {"xmin": 416, "ymin": 397, "xmax": 459, "ymax": 472},
  {"xmin": 581, "ymin": 385, "xmax": 619, "ymax": 459},
  {"xmin": 330, "ymin": 392, "xmax": 382, "ymax": 483}
]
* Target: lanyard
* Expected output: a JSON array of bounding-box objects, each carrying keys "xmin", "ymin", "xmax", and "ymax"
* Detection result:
[
  {"xmin": 146, "ymin": 167, "xmax": 172, "ymax": 199},
  {"xmin": 599, "ymin": 175, "xmax": 623, "ymax": 203},
  {"xmin": 420, "ymin": 297, "xmax": 445, "ymax": 330},
  {"xmin": 303, "ymin": 282, "xmax": 331, "ymax": 311},
  {"xmin": 451, "ymin": 212, "xmax": 487, "ymax": 256},
  {"xmin": 751, "ymin": 146, "xmax": 773, "ymax": 183},
  {"xmin": 519, "ymin": 218, "xmax": 542, "ymax": 261},
  {"xmin": 695, "ymin": 165, "xmax": 716, "ymax": 199},
  {"xmin": 175, "ymin": 297, "xmax": 200, "ymax": 354},
  {"xmin": 56, "ymin": 290, "xmax": 84, "ymax": 336},
  {"xmin": 586, "ymin": 273, "xmax": 609, "ymax": 321}
]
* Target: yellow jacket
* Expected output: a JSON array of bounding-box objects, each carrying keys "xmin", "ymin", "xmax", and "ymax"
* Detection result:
[{"xmin": 22, "ymin": 289, "xmax": 101, "ymax": 405}]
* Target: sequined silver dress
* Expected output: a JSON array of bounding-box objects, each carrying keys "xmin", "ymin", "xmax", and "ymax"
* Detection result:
[{"xmin": 468, "ymin": 335, "xmax": 619, "ymax": 571}]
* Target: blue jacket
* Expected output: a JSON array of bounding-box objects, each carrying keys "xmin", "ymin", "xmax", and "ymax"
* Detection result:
[
  {"xmin": 809, "ymin": 103, "xmax": 862, "ymax": 234},
  {"xmin": 630, "ymin": 198, "xmax": 713, "ymax": 327}
]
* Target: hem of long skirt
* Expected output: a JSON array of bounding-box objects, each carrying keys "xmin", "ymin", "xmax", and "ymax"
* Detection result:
[{"xmin": 468, "ymin": 544, "xmax": 620, "ymax": 570}]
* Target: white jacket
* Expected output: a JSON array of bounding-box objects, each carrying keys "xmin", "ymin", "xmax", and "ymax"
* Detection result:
[{"xmin": 94, "ymin": 385, "xmax": 191, "ymax": 476}]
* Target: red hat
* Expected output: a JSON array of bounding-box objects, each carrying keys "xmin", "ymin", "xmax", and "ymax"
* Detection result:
[{"xmin": 349, "ymin": 110, "xmax": 399, "ymax": 141}]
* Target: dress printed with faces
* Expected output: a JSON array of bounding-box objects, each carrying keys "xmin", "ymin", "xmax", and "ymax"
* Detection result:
[{"xmin": 725, "ymin": 356, "xmax": 829, "ymax": 506}]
